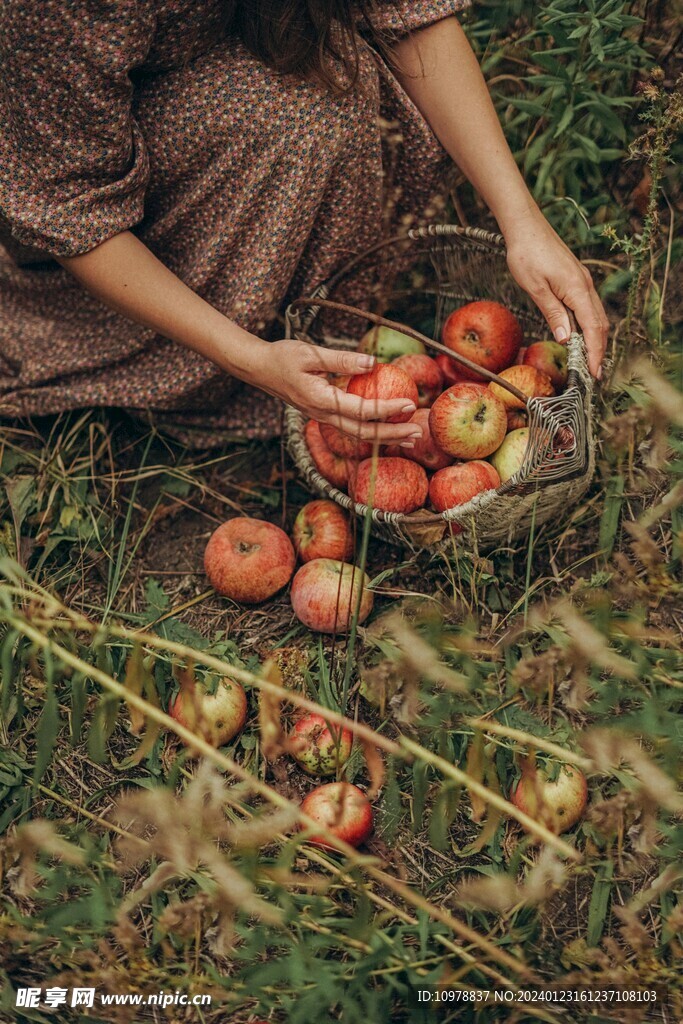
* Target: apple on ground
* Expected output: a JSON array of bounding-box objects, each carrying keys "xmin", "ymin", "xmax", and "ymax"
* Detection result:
[
  {"xmin": 290, "ymin": 558, "xmax": 373, "ymax": 633},
  {"xmin": 300, "ymin": 782, "xmax": 373, "ymax": 849},
  {"xmin": 293, "ymin": 500, "xmax": 354, "ymax": 563},
  {"xmin": 510, "ymin": 758, "xmax": 588, "ymax": 835},
  {"xmin": 429, "ymin": 460, "xmax": 501, "ymax": 514},
  {"xmin": 489, "ymin": 427, "xmax": 530, "ymax": 483},
  {"xmin": 204, "ymin": 518, "xmax": 295, "ymax": 604},
  {"xmin": 488, "ymin": 364, "xmax": 554, "ymax": 410},
  {"xmin": 392, "ymin": 353, "xmax": 443, "ymax": 407},
  {"xmin": 523, "ymin": 341, "xmax": 569, "ymax": 390},
  {"xmin": 347, "ymin": 363, "xmax": 418, "ymax": 423},
  {"xmin": 359, "ymin": 325, "xmax": 426, "ymax": 362},
  {"xmin": 353, "ymin": 456, "xmax": 428, "ymax": 514},
  {"xmin": 304, "ymin": 420, "xmax": 353, "ymax": 490},
  {"xmin": 290, "ymin": 712, "xmax": 353, "ymax": 775},
  {"xmin": 384, "ymin": 408, "xmax": 452, "ymax": 471},
  {"xmin": 429, "ymin": 382, "xmax": 507, "ymax": 459},
  {"xmin": 442, "ymin": 300, "xmax": 523, "ymax": 380},
  {"xmin": 169, "ymin": 676, "xmax": 247, "ymax": 749}
]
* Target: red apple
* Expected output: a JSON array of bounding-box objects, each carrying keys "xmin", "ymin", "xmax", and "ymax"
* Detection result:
[
  {"xmin": 204, "ymin": 518, "xmax": 295, "ymax": 604},
  {"xmin": 169, "ymin": 676, "xmax": 247, "ymax": 749},
  {"xmin": 429, "ymin": 460, "xmax": 501, "ymax": 513},
  {"xmin": 347, "ymin": 364, "xmax": 418, "ymax": 423},
  {"xmin": 392, "ymin": 353, "xmax": 443, "ymax": 407},
  {"xmin": 435, "ymin": 352, "xmax": 464, "ymax": 389},
  {"xmin": 293, "ymin": 500, "xmax": 354, "ymax": 563},
  {"xmin": 304, "ymin": 420, "xmax": 352, "ymax": 490},
  {"xmin": 511, "ymin": 759, "xmax": 587, "ymax": 835},
  {"xmin": 353, "ymin": 457, "xmax": 428, "ymax": 513},
  {"xmin": 300, "ymin": 782, "xmax": 373, "ymax": 849},
  {"xmin": 290, "ymin": 558, "xmax": 373, "ymax": 633},
  {"xmin": 290, "ymin": 712, "xmax": 353, "ymax": 775},
  {"xmin": 318, "ymin": 421, "xmax": 373, "ymax": 461},
  {"xmin": 359, "ymin": 325, "xmax": 425, "ymax": 362},
  {"xmin": 523, "ymin": 341, "xmax": 569, "ymax": 390},
  {"xmin": 442, "ymin": 301, "xmax": 523, "ymax": 380},
  {"xmin": 488, "ymin": 364, "xmax": 554, "ymax": 410},
  {"xmin": 489, "ymin": 427, "xmax": 530, "ymax": 482},
  {"xmin": 384, "ymin": 409, "xmax": 452, "ymax": 471},
  {"xmin": 429, "ymin": 383, "xmax": 507, "ymax": 459},
  {"xmin": 506, "ymin": 409, "xmax": 528, "ymax": 431}
]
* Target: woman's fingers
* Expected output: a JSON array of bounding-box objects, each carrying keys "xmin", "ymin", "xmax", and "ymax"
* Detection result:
[
  {"xmin": 327, "ymin": 388, "xmax": 417, "ymax": 423},
  {"xmin": 565, "ymin": 284, "xmax": 609, "ymax": 378},
  {"xmin": 533, "ymin": 287, "xmax": 573, "ymax": 344},
  {"xmin": 304, "ymin": 345, "xmax": 376, "ymax": 376},
  {"xmin": 330, "ymin": 414, "xmax": 423, "ymax": 445}
]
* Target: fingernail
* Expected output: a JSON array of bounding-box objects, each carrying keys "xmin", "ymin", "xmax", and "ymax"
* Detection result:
[
  {"xmin": 400, "ymin": 441, "xmax": 415, "ymax": 448},
  {"xmin": 554, "ymin": 327, "xmax": 568, "ymax": 343},
  {"xmin": 358, "ymin": 354, "xmax": 375, "ymax": 369},
  {"xmin": 401, "ymin": 403, "xmax": 416, "ymax": 414}
]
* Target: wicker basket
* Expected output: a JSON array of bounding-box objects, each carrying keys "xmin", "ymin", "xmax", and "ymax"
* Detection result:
[{"xmin": 284, "ymin": 224, "xmax": 596, "ymax": 552}]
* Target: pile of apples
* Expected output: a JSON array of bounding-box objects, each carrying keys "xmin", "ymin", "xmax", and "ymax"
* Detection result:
[{"xmin": 304, "ymin": 300, "xmax": 569, "ymax": 523}]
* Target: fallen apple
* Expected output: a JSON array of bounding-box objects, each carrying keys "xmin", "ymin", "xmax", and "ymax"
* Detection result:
[
  {"xmin": 300, "ymin": 782, "xmax": 373, "ymax": 849},
  {"xmin": 488, "ymin": 364, "xmax": 554, "ymax": 410},
  {"xmin": 384, "ymin": 408, "xmax": 452, "ymax": 471},
  {"xmin": 429, "ymin": 382, "xmax": 507, "ymax": 459},
  {"xmin": 205, "ymin": 518, "xmax": 295, "ymax": 604},
  {"xmin": 392, "ymin": 353, "xmax": 443, "ymax": 407},
  {"xmin": 511, "ymin": 759, "xmax": 588, "ymax": 835},
  {"xmin": 290, "ymin": 558, "xmax": 373, "ymax": 633},
  {"xmin": 429, "ymin": 460, "xmax": 501, "ymax": 513},
  {"xmin": 489, "ymin": 427, "xmax": 530, "ymax": 483},
  {"xmin": 359, "ymin": 325, "xmax": 426, "ymax": 362},
  {"xmin": 169, "ymin": 676, "xmax": 247, "ymax": 749},
  {"xmin": 353, "ymin": 456, "xmax": 428, "ymax": 513},
  {"xmin": 442, "ymin": 300, "xmax": 522, "ymax": 380},
  {"xmin": 290, "ymin": 712, "xmax": 353, "ymax": 775},
  {"xmin": 293, "ymin": 500, "xmax": 354, "ymax": 563},
  {"xmin": 347, "ymin": 363, "xmax": 418, "ymax": 423},
  {"xmin": 523, "ymin": 340, "xmax": 569, "ymax": 390},
  {"xmin": 304, "ymin": 420, "xmax": 352, "ymax": 490}
]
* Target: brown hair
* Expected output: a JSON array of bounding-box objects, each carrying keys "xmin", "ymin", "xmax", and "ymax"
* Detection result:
[{"xmin": 221, "ymin": 0, "xmax": 396, "ymax": 92}]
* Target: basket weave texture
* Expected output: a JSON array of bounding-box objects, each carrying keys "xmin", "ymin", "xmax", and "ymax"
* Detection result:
[{"xmin": 285, "ymin": 225, "xmax": 596, "ymax": 552}]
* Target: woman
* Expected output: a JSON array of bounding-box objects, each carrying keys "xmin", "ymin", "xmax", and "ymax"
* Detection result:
[{"xmin": 0, "ymin": 0, "xmax": 608, "ymax": 449}]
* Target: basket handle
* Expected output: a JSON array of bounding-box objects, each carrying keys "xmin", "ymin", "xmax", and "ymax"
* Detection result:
[{"xmin": 288, "ymin": 297, "xmax": 530, "ymax": 407}]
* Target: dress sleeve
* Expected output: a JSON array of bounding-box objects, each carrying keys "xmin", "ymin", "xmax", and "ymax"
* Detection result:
[
  {"xmin": 0, "ymin": 1, "xmax": 156, "ymax": 257},
  {"xmin": 364, "ymin": 0, "xmax": 472, "ymax": 35}
]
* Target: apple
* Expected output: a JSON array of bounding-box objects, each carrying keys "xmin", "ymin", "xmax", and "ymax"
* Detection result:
[
  {"xmin": 488, "ymin": 364, "xmax": 554, "ymax": 410},
  {"xmin": 435, "ymin": 352, "xmax": 464, "ymax": 389},
  {"xmin": 392, "ymin": 353, "xmax": 443, "ymax": 407},
  {"xmin": 429, "ymin": 460, "xmax": 501, "ymax": 513},
  {"xmin": 319, "ymin": 421, "xmax": 373, "ymax": 461},
  {"xmin": 429, "ymin": 382, "xmax": 507, "ymax": 459},
  {"xmin": 489, "ymin": 427, "xmax": 530, "ymax": 483},
  {"xmin": 293, "ymin": 500, "xmax": 354, "ymax": 563},
  {"xmin": 169, "ymin": 676, "xmax": 247, "ymax": 749},
  {"xmin": 384, "ymin": 409, "xmax": 453, "ymax": 471},
  {"xmin": 442, "ymin": 300, "xmax": 523, "ymax": 380},
  {"xmin": 359, "ymin": 325, "xmax": 426, "ymax": 362},
  {"xmin": 523, "ymin": 341, "xmax": 569, "ymax": 390},
  {"xmin": 329, "ymin": 373, "xmax": 351, "ymax": 391},
  {"xmin": 300, "ymin": 782, "xmax": 373, "ymax": 849},
  {"xmin": 290, "ymin": 712, "xmax": 353, "ymax": 775},
  {"xmin": 290, "ymin": 558, "xmax": 373, "ymax": 633},
  {"xmin": 347, "ymin": 364, "xmax": 418, "ymax": 423},
  {"xmin": 304, "ymin": 420, "xmax": 352, "ymax": 490},
  {"xmin": 353, "ymin": 456, "xmax": 428, "ymax": 513},
  {"xmin": 204, "ymin": 518, "xmax": 295, "ymax": 604},
  {"xmin": 506, "ymin": 409, "xmax": 528, "ymax": 432},
  {"xmin": 511, "ymin": 759, "xmax": 587, "ymax": 835}
]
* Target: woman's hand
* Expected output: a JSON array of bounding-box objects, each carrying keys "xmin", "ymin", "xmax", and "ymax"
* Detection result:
[
  {"xmin": 504, "ymin": 212, "xmax": 609, "ymax": 378},
  {"xmin": 254, "ymin": 339, "xmax": 422, "ymax": 446}
]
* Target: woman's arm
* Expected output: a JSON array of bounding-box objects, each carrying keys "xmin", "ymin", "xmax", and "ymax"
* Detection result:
[
  {"xmin": 390, "ymin": 17, "xmax": 609, "ymax": 377},
  {"xmin": 59, "ymin": 232, "xmax": 422, "ymax": 445}
]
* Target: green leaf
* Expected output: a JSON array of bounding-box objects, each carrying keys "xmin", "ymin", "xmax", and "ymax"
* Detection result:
[
  {"xmin": 32, "ymin": 660, "xmax": 60, "ymax": 787},
  {"xmin": 599, "ymin": 475, "xmax": 625, "ymax": 557},
  {"xmin": 587, "ymin": 860, "xmax": 614, "ymax": 946}
]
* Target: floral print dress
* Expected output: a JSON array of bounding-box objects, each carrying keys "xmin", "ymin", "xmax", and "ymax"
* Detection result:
[{"xmin": 0, "ymin": 0, "xmax": 470, "ymax": 445}]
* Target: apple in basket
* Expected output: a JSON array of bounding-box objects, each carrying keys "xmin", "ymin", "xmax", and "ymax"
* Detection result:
[
  {"xmin": 488, "ymin": 365, "xmax": 554, "ymax": 410},
  {"xmin": 347, "ymin": 363, "xmax": 419, "ymax": 423},
  {"xmin": 319, "ymin": 421, "xmax": 373, "ymax": 461},
  {"xmin": 507, "ymin": 409, "xmax": 528, "ymax": 432},
  {"xmin": 511, "ymin": 758, "xmax": 588, "ymax": 835},
  {"xmin": 384, "ymin": 409, "xmax": 452, "ymax": 471},
  {"xmin": 489, "ymin": 427, "xmax": 530, "ymax": 483},
  {"xmin": 293, "ymin": 500, "xmax": 354, "ymax": 563},
  {"xmin": 442, "ymin": 300, "xmax": 523, "ymax": 380},
  {"xmin": 392, "ymin": 353, "xmax": 444, "ymax": 407},
  {"xmin": 523, "ymin": 341, "xmax": 569, "ymax": 390},
  {"xmin": 435, "ymin": 352, "xmax": 465, "ymax": 389},
  {"xmin": 352, "ymin": 456, "xmax": 429, "ymax": 514},
  {"xmin": 429, "ymin": 382, "xmax": 507, "ymax": 459},
  {"xmin": 304, "ymin": 420, "xmax": 353, "ymax": 490},
  {"xmin": 289, "ymin": 712, "xmax": 353, "ymax": 776},
  {"xmin": 358, "ymin": 324, "xmax": 426, "ymax": 362},
  {"xmin": 429, "ymin": 460, "xmax": 501, "ymax": 514},
  {"xmin": 169, "ymin": 676, "xmax": 247, "ymax": 749},
  {"xmin": 300, "ymin": 782, "xmax": 374, "ymax": 849},
  {"xmin": 204, "ymin": 517, "xmax": 295, "ymax": 604},
  {"xmin": 290, "ymin": 558, "xmax": 373, "ymax": 633}
]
